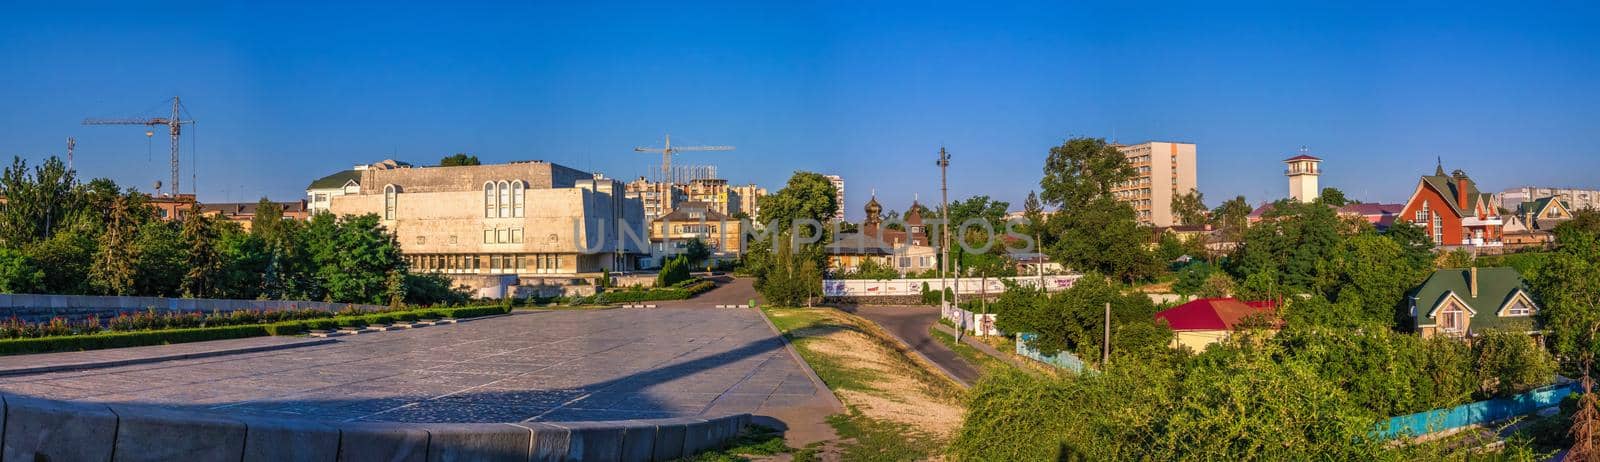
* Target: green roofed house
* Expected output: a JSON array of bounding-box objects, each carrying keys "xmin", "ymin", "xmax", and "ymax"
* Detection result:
[{"xmin": 1408, "ymin": 267, "xmax": 1540, "ymax": 339}]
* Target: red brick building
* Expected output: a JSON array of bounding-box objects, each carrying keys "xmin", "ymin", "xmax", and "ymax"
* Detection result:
[{"xmin": 1400, "ymin": 164, "xmax": 1503, "ymax": 248}]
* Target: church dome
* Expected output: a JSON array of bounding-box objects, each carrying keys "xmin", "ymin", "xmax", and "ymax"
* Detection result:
[{"xmin": 864, "ymin": 195, "xmax": 882, "ymax": 218}]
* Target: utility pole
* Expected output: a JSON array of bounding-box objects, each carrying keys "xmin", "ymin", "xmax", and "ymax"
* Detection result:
[
  {"xmin": 937, "ymin": 147, "xmax": 951, "ymax": 312},
  {"xmin": 1102, "ymin": 302, "xmax": 1112, "ymax": 367}
]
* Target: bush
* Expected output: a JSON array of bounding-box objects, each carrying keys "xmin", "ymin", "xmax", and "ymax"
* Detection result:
[
  {"xmin": 657, "ymin": 256, "xmax": 693, "ymax": 287},
  {"xmin": 0, "ymin": 325, "xmax": 269, "ymax": 355}
]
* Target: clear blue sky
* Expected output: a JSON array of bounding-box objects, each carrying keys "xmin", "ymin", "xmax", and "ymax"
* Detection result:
[{"xmin": 3, "ymin": 2, "xmax": 1597, "ymax": 219}]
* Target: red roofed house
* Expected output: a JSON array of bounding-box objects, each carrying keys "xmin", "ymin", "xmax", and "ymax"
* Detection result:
[
  {"xmin": 1400, "ymin": 163, "xmax": 1503, "ymax": 248},
  {"xmin": 1155, "ymin": 298, "xmax": 1278, "ymax": 351}
]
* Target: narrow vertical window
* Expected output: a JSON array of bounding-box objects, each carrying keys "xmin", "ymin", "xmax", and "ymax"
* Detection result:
[
  {"xmin": 383, "ymin": 184, "xmax": 397, "ymax": 220},
  {"xmin": 512, "ymin": 180, "xmax": 525, "ymax": 217},
  {"xmin": 484, "ymin": 182, "xmax": 496, "ymax": 218},
  {"xmin": 498, "ymin": 180, "xmax": 511, "ymax": 218}
]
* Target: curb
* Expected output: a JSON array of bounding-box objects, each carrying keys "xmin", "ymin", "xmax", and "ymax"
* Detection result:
[
  {"xmin": 0, "ymin": 338, "xmax": 339, "ymax": 377},
  {"xmin": 754, "ymin": 308, "xmax": 845, "ymax": 411}
]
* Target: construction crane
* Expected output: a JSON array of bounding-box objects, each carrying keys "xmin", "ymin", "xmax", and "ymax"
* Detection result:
[
  {"xmin": 83, "ymin": 96, "xmax": 194, "ymax": 195},
  {"xmin": 634, "ymin": 134, "xmax": 733, "ymax": 183}
]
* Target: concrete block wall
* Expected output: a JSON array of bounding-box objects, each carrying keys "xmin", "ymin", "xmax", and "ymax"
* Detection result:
[{"xmin": 0, "ymin": 395, "xmax": 751, "ymax": 462}]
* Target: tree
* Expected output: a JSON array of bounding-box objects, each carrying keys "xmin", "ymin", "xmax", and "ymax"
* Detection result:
[
  {"xmin": 25, "ymin": 227, "xmax": 95, "ymax": 294},
  {"xmin": 90, "ymin": 194, "xmax": 139, "ymax": 295},
  {"xmin": 1383, "ymin": 220, "xmax": 1435, "ymax": 269},
  {"xmin": 1330, "ymin": 234, "xmax": 1428, "ymax": 327},
  {"xmin": 682, "ymin": 238, "xmax": 712, "ymax": 268},
  {"xmin": 657, "ymin": 256, "xmax": 692, "ymax": 287},
  {"xmin": 1210, "ymin": 195, "xmax": 1252, "ymax": 244},
  {"xmin": 1038, "ymin": 137, "xmax": 1135, "ymax": 209},
  {"xmin": 1170, "ymin": 190, "xmax": 1208, "ymax": 226},
  {"xmin": 319, "ymin": 214, "xmax": 405, "ymax": 304},
  {"xmin": 0, "ymin": 156, "xmax": 79, "ymax": 247},
  {"xmin": 1536, "ymin": 217, "xmax": 1600, "ymax": 382},
  {"xmin": 750, "ymin": 172, "xmax": 838, "ymax": 304},
  {"xmin": 439, "ymin": 153, "xmax": 481, "ymax": 167},
  {"xmin": 132, "ymin": 220, "xmax": 184, "ymax": 297},
  {"xmin": 179, "ymin": 206, "xmax": 223, "ymax": 298},
  {"xmin": 0, "ymin": 248, "xmax": 43, "ymax": 293},
  {"xmin": 994, "ymin": 273, "xmax": 1169, "ymax": 362},
  {"xmin": 1319, "ymin": 187, "xmax": 1352, "ymax": 206},
  {"xmin": 1230, "ymin": 200, "xmax": 1342, "ymax": 296},
  {"xmin": 1472, "ymin": 329, "xmax": 1557, "ymax": 398},
  {"xmin": 1022, "ymin": 190, "xmax": 1045, "ymax": 236},
  {"xmin": 1047, "ymin": 197, "xmax": 1159, "ymax": 284}
]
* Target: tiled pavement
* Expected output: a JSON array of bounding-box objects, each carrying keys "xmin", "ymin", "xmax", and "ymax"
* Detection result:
[{"xmin": 0, "ymin": 308, "xmax": 822, "ymax": 423}]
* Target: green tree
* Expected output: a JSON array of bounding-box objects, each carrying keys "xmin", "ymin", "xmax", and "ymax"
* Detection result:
[
  {"xmin": 214, "ymin": 221, "xmax": 269, "ymax": 299},
  {"xmin": 1210, "ymin": 195, "xmax": 1252, "ymax": 244},
  {"xmin": 1319, "ymin": 187, "xmax": 1352, "ymax": 206},
  {"xmin": 1038, "ymin": 137, "xmax": 1134, "ymax": 208},
  {"xmin": 1472, "ymin": 329, "xmax": 1557, "ymax": 398},
  {"xmin": 0, "ymin": 156, "xmax": 79, "ymax": 246},
  {"xmin": 995, "ymin": 273, "xmax": 1169, "ymax": 363},
  {"xmin": 750, "ymin": 172, "xmax": 837, "ymax": 304},
  {"xmin": 179, "ymin": 206, "xmax": 223, "ymax": 298},
  {"xmin": 1383, "ymin": 220, "xmax": 1435, "ymax": 269},
  {"xmin": 0, "ymin": 248, "xmax": 43, "ymax": 293},
  {"xmin": 1536, "ymin": 215, "xmax": 1600, "ymax": 381},
  {"xmin": 132, "ymin": 220, "xmax": 184, "ymax": 296},
  {"xmin": 656, "ymin": 255, "xmax": 692, "ymax": 287},
  {"xmin": 24, "ymin": 227, "xmax": 95, "ymax": 294},
  {"xmin": 1330, "ymin": 234, "xmax": 1428, "ymax": 327},
  {"xmin": 1171, "ymin": 190, "xmax": 1208, "ymax": 226},
  {"xmin": 682, "ymin": 238, "xmax": 712, "ymax": 268},
  {"xmin": 1046, "ymin": 197, "xmax": 1159, "ymax": 284},
  {"xmin": 90, "ymin": 194, "xmax": 140, "ymax": 295},
  {"xmin": 319, "ymin": 214, "xmax": 405, "ymax": 304},
  {"xmin": 439, "ymin": 153, "xmax": 481, "ymax": 167}
]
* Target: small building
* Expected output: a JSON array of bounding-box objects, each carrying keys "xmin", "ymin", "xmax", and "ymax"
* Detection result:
[
  {"xmin": 1407, "ymin": 267, "xmax": 1539, "ymax": 339},
  {"xmin": 826, "ymin": 194, "xmax": 936, "ymax": 275},
  {"xmin": 647, "ymin": 201, "xmax": 745, "ymax": 268},
  {"xmin": 147, "ymin": 193, "xmax": 197, "ymax": 221},
  {"xmin": 1154, "ymin": 297, "xmax": 1278, "ymax": 351},
  {"xmin": 1337, "ymin": 203, "xmax": 1405, "ymax": 231},
  {"xmin": 1399, "ymin": 163, "xmax": 1503, "ymax": 247},
  {"xmin": 306, "ymin": 160, "xmax": 408, "ymax": 215},
  {"xmin": 1514, "ymin": 196, "xmax": 1575, "ymax": 232},
  {"xmin": 199, "ymin": 200, "xmax": 309, "ymax": 231}
]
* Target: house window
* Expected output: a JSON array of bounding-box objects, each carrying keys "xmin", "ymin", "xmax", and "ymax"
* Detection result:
[
  {"xmin": 383, "ymin": 184, "xmax": 398, "ymax": 220},
  {"xmin": 510, "ymin": 228, "xmax": 523, "ymax": 243},
  {"xmin": 484, "ymin": 182, "xmax": 496, "ymax": 218},
  {"xmin": 415, "ymin": 236, "xmax": 425, "ymax": 245},
  {"xmin": 483, "ymin": 229, "xmax": 495, "ymax": 244},
  {"xmin": 899, "ymin": 257, "xmax": 911, "ymax": 268},
  {"xmin": 1438, "ymin": 303, "xmax": 1467, "ymax": 333},
  {"xmin": 497, "ymin": 228, "xmax": 509, "ymax": 244},
  {"xmin": 1432, "ymin": 214, "xmax": 1443, "ymax": 243}
]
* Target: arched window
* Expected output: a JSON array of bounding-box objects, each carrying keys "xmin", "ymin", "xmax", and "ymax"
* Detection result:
[
  {"xmin": 512, "ymin": 180, "xmax": 525, "ymax": 218},
  {"xmin": 484, "ymin": 182, "xmax": 496, "ymax": 218},
  {"xmin": 383, "ymin": 184, "xmax": 397, "ymax": 220},
  {"xmin": 498, "ymin": 180, "xmax": 511, "ymax": 218}
]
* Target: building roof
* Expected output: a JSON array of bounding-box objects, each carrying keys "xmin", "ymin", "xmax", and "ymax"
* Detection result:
[
  {"xmin": 200, "ymin": 200, "xmax": 309, "ymax": 216},
  {"xmin": 1419, "ymin": 170, "xmax": 1492, "ymax": 217},
  {"xmin": 1155, "ymin": 298, "xmax": 1276, "ymax": 332},
  {"xmin": 826, "ymin": 232, "xmax": 895, "ymax": 256},
  {"xmin": 307, "ymin": 170, "xmax": 361, "ymax": 190},
  {"xmin": 1408, "ymin": 267, "xmax": 1537, "ymax": 332},
  {"xmin": 1284, "ymin": 154, "xmax": 1322, "ymax": 162}
]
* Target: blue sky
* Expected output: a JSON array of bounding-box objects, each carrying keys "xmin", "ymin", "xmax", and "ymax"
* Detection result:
[{"xmin": 2, "ymin": 2, "xmax": 1597, "ymax": 220}]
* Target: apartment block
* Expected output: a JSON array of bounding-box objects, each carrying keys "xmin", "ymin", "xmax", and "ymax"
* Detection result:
[{"xmin": 1110, "ymin": 141, "xmax": 1198, "ymax": 227}]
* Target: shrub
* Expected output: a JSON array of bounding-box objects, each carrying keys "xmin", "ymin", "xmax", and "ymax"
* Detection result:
[{"xmin": 0, "ymin": 325, "xmax": 270, "ymax": 355}]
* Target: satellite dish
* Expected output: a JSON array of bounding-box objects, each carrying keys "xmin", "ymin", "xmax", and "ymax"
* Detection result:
[{"xmin": 154, "ymin": 180, "xmax": 163, "ymax": 195}]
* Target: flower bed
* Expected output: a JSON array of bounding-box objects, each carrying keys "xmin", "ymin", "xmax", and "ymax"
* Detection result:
[
  {"xmin": 0, "ymin": 305, "xmax": 511, "ymax": 355},
  {"xmin": 592, "ymin": 279, "xmax": 717, "ymax": 304}
]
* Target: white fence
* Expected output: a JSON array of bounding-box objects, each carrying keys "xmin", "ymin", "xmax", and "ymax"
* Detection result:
[{"xmin": 822, "ymin": 274, "xmax": 1080, "ymax": 297}]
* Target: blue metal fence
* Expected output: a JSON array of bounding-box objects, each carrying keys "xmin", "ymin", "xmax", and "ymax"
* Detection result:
[
  {"xmin": 1373, "ymin": 382, "xmax": 1579, "ymax": 440},
  {"xmin": 1014, "ymin": 332, "xmax": 1089, "ymax": 374}
]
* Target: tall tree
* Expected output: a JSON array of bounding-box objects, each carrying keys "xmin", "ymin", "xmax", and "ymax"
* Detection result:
[
  {"xmin": 179, "ymin": 206, "xmax": 223, "ymax": 298},
  {"xmin": 319, "ymin": 214, "xmax": 405, "ymax": 304},
  {"xmin": 0, "ymin": 156, "xmax": 78, "ymax": 246},
  {"xmin": 1318, "ymin": 187, "xmax": 1352, "ymax": 206},
  {"xmin": 0, "ymin": 248, "xmax": 43, "ymax": 294},
  {"xmin": 1170, "ymin": 190, "xmax": 1208, "ymax": 226},
  {"xmin": 132, "ymin": 220, "xmax": 184, "ymax": 296},
  {"xmin": 1047, "ymin": 197, "xmax": 1160, "ymax": 283},
  {"xmin": 749, "ymin": 172, "xmax": 837, "ymax": 303},
  {"xmin": 439, "ymin": 153, "xmax": 481, "ymax": 166},
  {"xmin": 1210, "ymin": 195, "xmax": 1252, "ymax": 243},
  {"xmin": 1038, "ymin": 137, "xmax": 1135, "ymax": 209},
  {"xmin": 90, "ymin": 194, "xmax": 139, "ymax": 295}
]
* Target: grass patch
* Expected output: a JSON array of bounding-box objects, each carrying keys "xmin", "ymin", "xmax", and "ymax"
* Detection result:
[
  {"xmin": 827, "ymin": 410, "xmax": 942, "ymax": 462},
  {"xmin": 676, "ymin": 425, "xmax": 792, "ymax": 461},
  {"xmin": 929, "ymin": 326, "xmax": 1013, "ymax": 376}
]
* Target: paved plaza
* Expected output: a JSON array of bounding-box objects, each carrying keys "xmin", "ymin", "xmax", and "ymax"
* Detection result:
[{"xmin": 0, "ymin": 307, "xmax": 822, "ymax": 423}]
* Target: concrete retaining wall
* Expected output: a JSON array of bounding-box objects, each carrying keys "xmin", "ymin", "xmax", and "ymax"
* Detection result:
[
  {"xmin": 0, "ymin": 395, "xmax": 751, "ymax": 462},
  {"xmin": 0, "ymin": 294, "xmax": 389, "ymax": 323}
]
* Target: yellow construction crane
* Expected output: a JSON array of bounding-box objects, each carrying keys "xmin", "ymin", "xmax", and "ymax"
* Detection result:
[
  {"xmin": 83, "ymin": 96, "xmax": 194, "ymax": 195},
  {"xmin": 634, "ymin": 134, "xmax": 733, "ymax": 183}
]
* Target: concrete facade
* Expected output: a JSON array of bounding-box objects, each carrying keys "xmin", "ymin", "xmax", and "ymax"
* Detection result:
[
  {"xmin": 728, "ymin": 183, "xmax": 766, "ymax": 218},
  {"xmin": 1284, "ymin": 154, "xmax": 1322, "ymax": 203},
  {"xmin": 1111, "ymin": 141, "xmax": 1198, "ymax": 227},
  {"xmin": 824, "ymin": 175, "xmax": 845, "ymax": 221},
  {"xmin": 326, "ymin": 161, "xmax": 647, "ymax": 283}
]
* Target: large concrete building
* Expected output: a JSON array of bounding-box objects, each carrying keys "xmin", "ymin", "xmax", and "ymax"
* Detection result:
[
  {"xmin": 1110, "ymin": 141, "xmax": 1198, "ymax": 227},
  {"xmin": 729, "ymin": 183, "xmax": 767, "ymax": 218},
  {"xmin": 1496, "ymin": 186, "xmax": 1600, "ymax": 213},
  {"xmin": 324, "ymin": 160, "xmax": 647, "ymax": 286}
]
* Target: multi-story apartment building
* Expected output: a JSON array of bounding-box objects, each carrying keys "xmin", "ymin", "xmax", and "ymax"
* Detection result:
[
  {"xmin": 729, "ymin": 183, "xmax": 767, "ymax": 218},
  {"xmin": 1110, "ymin": 141, "xmax": 1198, "ymax": 227},
  {"xmin": 325, "ymin": 160, "xmax": 647, "ymax": 284},
  {"xmin": 685, "ymin": 178, "xmax": 730, "ymax": 215},
  {"xmin": 1496, "ymin": 186, "xmax": 1600, "ymax": 213},
  {"xmin": 824, "ymin": 174, "xmax": 845, "ymax": 221},
  {"xmin": 625, "ymin": 177, "xmax": 684, "ymax": 223}
]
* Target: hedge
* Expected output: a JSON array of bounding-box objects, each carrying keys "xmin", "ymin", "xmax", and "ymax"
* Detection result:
[
  {"xmin": 0, "ymin": 305, "xmax": 513, "ymax": 355},
  {"xmin": 594, "ymin": 280, "xmax": 717, "ymax": 304}
]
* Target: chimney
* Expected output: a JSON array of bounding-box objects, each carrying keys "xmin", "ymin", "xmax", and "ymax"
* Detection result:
[
  {"xmin": 1469, "ymin": 267, "xmax": 1478, "ymax": 298},
  {"xmin": 1454, "ymin": 172, "xmax": 1470, "ymax": 211}
]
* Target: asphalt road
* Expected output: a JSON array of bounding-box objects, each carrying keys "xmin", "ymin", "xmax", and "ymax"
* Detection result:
[{"xmin": 842, "ymin": 305, "xmax": 982, "ymax": 386}]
